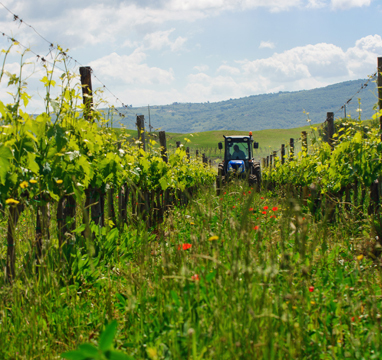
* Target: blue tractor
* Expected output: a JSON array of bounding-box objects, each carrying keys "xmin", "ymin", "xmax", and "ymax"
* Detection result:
[{"xmin": 216, "ymin": 132, "xmax": 261, "ymax": 194}]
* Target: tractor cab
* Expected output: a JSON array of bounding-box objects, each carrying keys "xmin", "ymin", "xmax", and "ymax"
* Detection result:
[{"xmin": 218, "ymin": 133, "xmax": 259, "ymax": 175}]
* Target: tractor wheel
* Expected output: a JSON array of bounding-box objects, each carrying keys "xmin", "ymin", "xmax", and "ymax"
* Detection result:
[
  {"xmin": 249, "ymin": 161, "xmax": 261, "ymax": 192},
  {"xmin": 216, "ymin": 162, "xmax": 225, "ymax": 196}
]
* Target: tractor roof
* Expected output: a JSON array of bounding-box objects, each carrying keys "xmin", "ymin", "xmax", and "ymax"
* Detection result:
[{"xmin": 223, "ymin": 135, "xmax": 252, "ymax": 140}]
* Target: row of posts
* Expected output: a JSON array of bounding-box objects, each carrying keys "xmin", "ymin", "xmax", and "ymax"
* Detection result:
[
  {"xmin": 136, "ymin": 115, "xmax": 211, "ymax": 166},
  {"xmin": 263, "ymin": 112, "xmax": 334, "ymax": 168}
]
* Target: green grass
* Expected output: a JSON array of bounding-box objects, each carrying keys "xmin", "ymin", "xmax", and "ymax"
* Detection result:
[{"xmin": 1, "ymin": 181, "xmax": 382, "ymax": 359}]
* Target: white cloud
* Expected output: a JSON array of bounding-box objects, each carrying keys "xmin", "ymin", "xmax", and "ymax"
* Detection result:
[
  {"xmin": 168, "ymin": 0, "xmax": 303, "ymax": 13},
  {"xmin": 346, "ymin": 34, "xmax": 382, "ymax": 76},
  {"xmin": 217, "ymin": 64, "xmax": 241, "ymax": 74},
  {"xmin": 307, "ymin": 0, "xmax": 328, "ymax": 8},
  {"xmin": 182, "ymin": 35, "xmax": 381, "ymax": 103},
  {"xmin": 193, "ymin": 64, "xmax": 209, "ymax": 72},
  {"xmin": 143, "ymin": 29, "xmax": 187, "ymax": 51},
  {"xmin": 89, "ymin": 49, "xmax": 174, "ymax": 85},
  {"xmin": 259, "ymin": 41, "xmax": 275, "ymax": 49},
  {"xmin": 331, "ymin": 0, "xmax": 372, "ymax": 9},
  {"xmin": 0, "ymin": 0, "xmax": 348, "ymax": 53}
]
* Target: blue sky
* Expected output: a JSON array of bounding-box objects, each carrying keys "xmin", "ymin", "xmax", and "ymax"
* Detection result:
[{"xmin": 0, "ymin": 0, "xmax": 381, "ymax": 111}]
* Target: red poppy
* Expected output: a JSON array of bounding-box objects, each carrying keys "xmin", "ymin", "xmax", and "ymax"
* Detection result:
[
  {"xmin": 249, "ymin": 207, "xmax": 254, "ymax": 211},
  {"xmin": 263, "ymin": 206, "xmax": 268, "ymax": 210},
  {"xmin": 272, "ymin": 206, "xmax": 278, "ymax": 211},
  {"xmin": 302, "ymin": 217, "xmax": 306, "ymax": 220},
  {"xmin": 254, "ymin": 225, "xmax": 259, "ymax": 230},
  {"xmin": 248, "ymin": 191, "xmax": 251, "ymax": 194},
  {"xmin": 309, "ymin": 286, "xmax": 314, "ymax": 292},
  {"xmin": 243, "ymin": 192, "xmax": 246, "ymax": 196},
  {"xmin": 224, "ymin": 192, "xmax": 227, "ymax": 195},
  {"xmin": 178, "ymin": 243, "xmax": 192, "ymax": 250},
  {"xmin": 261, "ymin": 197, "xmax": 264, "ymax": 199},
  {"xmin": 262, "ymin": 211, "xmax": 267, "ymax": 215},
  {"xmin": 116, "ymin": 196, "xmax": 119, "ymax": 199},
  {"xmin": 191, "ymin": 274, "xmax": 200, "ymax": 281},
  {"xmin": 220, "ymin": 198, "xmax": 223, "ymax": 201},
  {"xmin": 308, "ymin": 194, "xmax": 311, "ymax": 197},
  {"xmin": 233, "ymin": 206, "xmax": 236, "ymax": 209},
  {"xmin": 351, "ymin": 317, "xmax": 355, "ymax": 322}
]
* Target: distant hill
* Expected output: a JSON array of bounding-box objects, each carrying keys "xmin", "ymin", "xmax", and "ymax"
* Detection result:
[{"xmin": 114, "ymin": 79, "xmax": 378, "ymax": 133}]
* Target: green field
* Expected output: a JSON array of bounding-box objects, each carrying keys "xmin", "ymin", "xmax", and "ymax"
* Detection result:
[{"xmin": 118, "ymin": 124, "xmax": 316, "ymax": 162}]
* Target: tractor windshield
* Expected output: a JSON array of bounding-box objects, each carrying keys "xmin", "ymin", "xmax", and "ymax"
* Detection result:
[{"xmin": 227, "ymin": 141, "xmax": 250, "ymax": 160}]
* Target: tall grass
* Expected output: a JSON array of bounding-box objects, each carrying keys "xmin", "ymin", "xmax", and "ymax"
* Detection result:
[{"xmin": 1, "ymin": 180, "xmax": 381, "ymax": 359}]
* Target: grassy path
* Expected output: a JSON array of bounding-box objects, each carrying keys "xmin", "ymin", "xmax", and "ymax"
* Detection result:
[{"xmin": 1, "ymin": 182, "xmax": 382, "ymax": 359}]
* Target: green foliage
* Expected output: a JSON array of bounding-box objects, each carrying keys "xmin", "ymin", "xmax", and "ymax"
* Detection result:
[
  {"xmin": 263, "ymin": 118, "xmax": 382, "ymax": 194},
  {"xmin": 62, "ymin": 321, "xmax": 134, "ymax": 360}
]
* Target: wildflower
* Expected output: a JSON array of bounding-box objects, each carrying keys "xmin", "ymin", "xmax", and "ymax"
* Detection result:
[
  {"xmin": 220, "ymin": 198, "xmax": 223, "ymax": 201},
  {"xmin": 248, "ymin": 191, "xmax": 251, "ymax": 194},
  {"xmin": 308, "ymin": 194, "xmax": 311, "ymax": 197},
  {"xmin": 224, "ymin": 192, "xmax": 226, "ymax": 195},
  {"xmin": 249, "ymin": 207, "xmax": 254, "ymax": 211},
  {"xmin": 191, "ymin": 274, "xmax": 200, "ymax": 281},
  {"xmin": 208, "ymin": 236, "xmax": 219, "ymax": 241},
  {"xmin": 254, "ymin": 225, "xmax": 259, "ymax": 230},
  {"xmin": 20, "ymin": 181, "xmax": 28, "ymax": 189},
  {"xmin": 6, "ymin": 198, "xmax": 20, "ymax": 205},
  {"xmin": 311, "ymin": 301, "xmax": 315, "ymax": 305},
  {"xmin": 272, "ymin": 206, "xmax": 278, "ymax": 211},
  {"xmin": 243, "ymin": 192, "xmax": 246, "ymax": 196},
  {"xmin": 309, "ymin": 286, "xmax": 314, "ymax": 292},
  {"xmin": 56, "ymin": 179, "xmax": 63, "ymax": 184},
  {"xmin": 178, "ymin": 243, "xmax": 192, "ymax": 250},
  {"xmin": 233, "ymin": 206, "xmax": 236, "ymax": 209},
  {"xmin": 302, "ymin": 217, "xmax": 306, "ymax": 220},
  {"xmin": 262, "ymin": 211, "xmax": 267, "ymax": 215},
  {"xmin": 116, "ymin": 196, "xmax": 119, "ymax": 199},
  {"xmin": 263, "ymin": 206, "xmax": 268, "ymax": 210},
  {"xmin": 351, "ymin": 317, "xmax": 355, "ymax": 322},
  {"xmin": 357, "ymin": 254, "xmax": 364, "ymax": 261},
  {"xmin": 261, "ymin": 197, "xmax": 264, "ymax": 199},
  {"xmin": 29, "ymin": 179, "xmax": 37, "ymax": 184},
  {"xmin": 190, "ymin": 222, "xmax": 195, "ymax": 225}
]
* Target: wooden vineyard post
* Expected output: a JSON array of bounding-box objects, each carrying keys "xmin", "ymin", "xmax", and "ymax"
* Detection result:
[
  {"xmin": 209, "ymin": 159, "xmax": 212, "ymax": 168},
  {"xmin": 289, "ymin": 138, "xmax": 294, "ymax": 161},
  {"xmin": 196, "ymin": 149, "xmax": 199, "ymax": 160},
  {"xmin": 281, "ymin": 144, "xmax": 285, "ymax": 164},
  {"xmin": 273, "ymin": 151, "xmax": 277, "ymax": 167},
  {"xmin": 79, "ymin": 66, "xmax": 104, "ymax": 230},
  {"xmin": 266, "ymin": 156, "xmax": 269, "ymax": 167},
  {"xmin": 57, "ymin": 194, "xmax": 76, "ymax": 254},
  {"xmin": 137, "ymin": 115, "xmax": 146, "ymax": 151},
  {"xmin": 186, "ymin": 147, "xmax": 190, "ymax": 160},
  {"xmin": 176, "ymin": 141, "xmax": 180, "ymax": 148},
  {"xmin": 79, "ymin": 66, "xmax": 93, "ymax": 121},
  {"xmin": 6, "ymin": 204, "xmax": 24, "ymax": 282},
  {"xmin": 377, "ymin": 57, "xmax": 382, "ymax": 211},
  {"xmin": 378, "ymin": 57, "xmax": 382, "ymax": 142},
  {"xmin": 302, "ymin": 131, "xmax": 308, "ymax": 155},
  {"xmin": 159, "ymin": 131, "xmax": 168, "ymax": 163},
  {"xmin": 327, "ymin": 112, "xmax": 334, "ymax": 150},
  {"xmin": 301, "ymin": 131, "xmax": 309, "ymax": 205}
]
